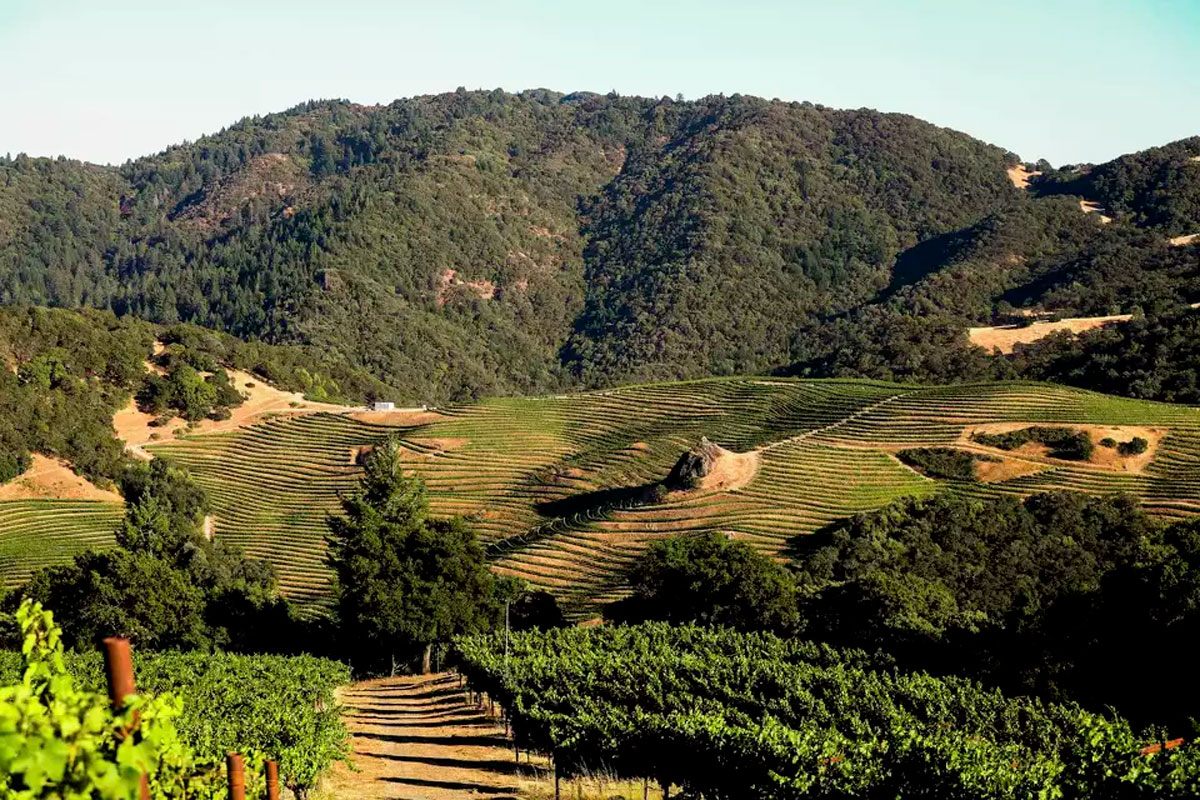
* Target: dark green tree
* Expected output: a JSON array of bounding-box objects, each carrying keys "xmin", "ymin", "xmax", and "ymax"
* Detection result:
[
  {"xmin": 18, "ymin": 459, "xmax": 289, "ymax": 652},
  {"xmin": 326, "ymin": 439, "xmax": 499, "ymax": 673},
  {"xmin": 606, "ymin": 531, "xmax": 800, "ymax": 633},
  {"xmin": 508, "ymin": 587, "xmax": 568, "ymax": 631},
  {"xmin": 24, "ymin": 549, "xmax": 210, "ymax": 650}
]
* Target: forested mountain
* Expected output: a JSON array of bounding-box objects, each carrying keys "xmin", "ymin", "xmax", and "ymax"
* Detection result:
[{"xmin": 1, "ymin": 90, "xmax": 1198, "ymax": 402}]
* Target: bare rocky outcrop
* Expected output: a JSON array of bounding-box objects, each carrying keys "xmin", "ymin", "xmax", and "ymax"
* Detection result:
[
  {"xmin": 666, "ymin": 437, "xmax": 723, "ymax": 490},
  {"xmin": 665, "ymin": 437, "xmax": 760, "ymax": 492}
]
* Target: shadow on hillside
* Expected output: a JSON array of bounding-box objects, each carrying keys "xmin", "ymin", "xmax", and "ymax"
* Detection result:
[
  {"xmin": 782, "ymin": 518, "xmax": 841, "ymax": 563},
  {"xmin": 879, "ymin": 227, "xmax": 975, "ymax": 300},
  {"xmin": 534, "ymin": 482, "xmax": 664, "ymax": 519}
]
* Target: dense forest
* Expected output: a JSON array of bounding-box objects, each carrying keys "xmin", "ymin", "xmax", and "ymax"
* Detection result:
[{"xmin": 4, "ymin": 90, "xmax": 1195, "ymax": 402}]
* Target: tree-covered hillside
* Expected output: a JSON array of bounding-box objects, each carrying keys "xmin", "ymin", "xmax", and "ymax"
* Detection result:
[
  {"xmin": 1, "ymin": 89, "xmax": 1198, "ymax": 402},
  {"xmin": 0, "ymin": 305, "xmax": 392, "ymax": 489}
]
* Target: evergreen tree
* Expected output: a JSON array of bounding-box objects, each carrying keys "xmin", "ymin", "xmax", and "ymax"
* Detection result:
[
  {"xmin": 16, "ymin": 459, "xmax": 288, "ymax": 652},
  {"xmin": 606, "ymin": 531, "xmax": 801, "ymax": 634},
  {"xmin": 326, "ymin": 439, "xmax": 498, "ymax": 673}
]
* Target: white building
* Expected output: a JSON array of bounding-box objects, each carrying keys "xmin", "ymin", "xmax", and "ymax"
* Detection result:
[{"xmin": 372, "ymin": 401, "xmax": 395, "ymax": 412}]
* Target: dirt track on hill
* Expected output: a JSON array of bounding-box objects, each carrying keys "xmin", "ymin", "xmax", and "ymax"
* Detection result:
[{"xmin": 327, "ymin": 674, "xmax": 538, "ymax": 800}]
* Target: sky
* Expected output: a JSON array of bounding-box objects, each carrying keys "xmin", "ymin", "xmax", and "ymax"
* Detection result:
[{"xmin": 1, "ymin": 0, "xmax": 1197, "ymax": 167}]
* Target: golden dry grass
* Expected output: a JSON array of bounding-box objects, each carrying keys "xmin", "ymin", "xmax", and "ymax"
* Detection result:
[
  {"xmin": 974, "ymin": 455, "xmax": 1052, "ymax": 483},
  {"xmin": 0, "ymin": 454, "xmax": 122, "ymax": 503},
  {"xmin": 1006, "ymin": 164, "xmax": 1040, "ymax": 189},
  {"xmin": 114, "ymin": 366, "xmax": 360, "ymax": 459},
  {"xmin": 697, "ymin": 445, "xmax": 761, "ymax": 492},
  {"xmin": 968, "ymin": 315, "xmax": 1131, "ymax": 354},
  {"xmin": 961, "ymin": 422, "xmax": 1163, "ymax": 474},
  {"xmin": 349, "ymin": 409, "xmax": 446, "ymax": 426},
  {"xmin": 1079, "ymin": 199, "xmax": 1113, "ymax": 223}
]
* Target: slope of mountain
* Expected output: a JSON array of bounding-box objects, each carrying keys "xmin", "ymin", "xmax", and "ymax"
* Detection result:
[
  {"xmin": 1032, "ymin": 137, "xmax": 1200, "ymax": 236},
  {"xmin": 8, "ymin": 372, "xmax": 1199, "ymax": 615},
  {"xmin": 1, "ymin": 90, "xmax": 1197, "ymax": 404},
  {"xmin": 2, "ymin": 90, "xmax": 1019, "ymax": 400}
]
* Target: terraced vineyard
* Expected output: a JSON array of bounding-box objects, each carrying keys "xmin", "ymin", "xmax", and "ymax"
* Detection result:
[
  {"xmin": 134, "ymin": 378, "xmax": 1200, "ymax": 615},
  {"xmin": 147, "ymin": 414, "xmax": 405, "ymax": 607},
  {"xmin": 2, "ymin": 378, "xmax": 1198, "ymax": 612},
  {"xmin": 0, "ymin": 500, "xmax": 123, "ymax": 588}
]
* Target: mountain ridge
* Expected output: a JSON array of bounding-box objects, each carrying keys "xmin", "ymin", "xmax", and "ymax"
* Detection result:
[{"xmin": 1, "ymin": 89, "xmax": 1198, "ymax": 403}]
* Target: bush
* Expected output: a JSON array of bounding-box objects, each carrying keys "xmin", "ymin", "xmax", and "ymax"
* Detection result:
[
  {"xmin": 1119, "ymin": 436, "xmax": 1150, "ymax": 456},
  {"xmin": 896, "ymin": 447, "xmax": 990, "ymax": 480},
  {"xmin": 138, "ymin": 363, "xmax": 244, "ymax": 422},
  {"xmin": 972, "ymin": 426, "xmax": 1094, "ymax": 461},
  {"xmin": 0, "ymin": 450, "xmax": 31, "ymax": 484},
  {"xmin": 605, "ymin": 532, "xmax": 800, "ymax": 634},
  {"xmin": 1100, "ymin": 437, "xmax": 1118, "ymax": 448}
]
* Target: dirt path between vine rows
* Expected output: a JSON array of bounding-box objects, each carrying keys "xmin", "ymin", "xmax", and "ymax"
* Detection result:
[{"xmin": 326, "ymin": 673, "xmax": 541, "ymax": 800}]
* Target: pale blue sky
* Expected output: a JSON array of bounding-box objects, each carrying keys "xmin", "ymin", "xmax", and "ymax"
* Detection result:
[{"xmin": 1, "ymin": 0, "xmax": 1197, "ymax": 166}]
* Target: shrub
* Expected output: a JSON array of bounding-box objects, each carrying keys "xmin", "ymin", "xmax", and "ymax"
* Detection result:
[
  {"xmin": 1119, "ymin": 437, "xmax": 1150, "ymax": 456},
  {"xmin": 896, "ymin": 448, "xmax": 989, "ymax": 481},
  {"xmin": 0, "ymin": 451, "xmax": 31, "ymax": 484},
  {"xmin": 972, "ymin": 427, "xmax": 1094, "ymax": 461},
  {"xmin": 1101, "ymin": 437, "xmax": 1118, "ymax": 448}
]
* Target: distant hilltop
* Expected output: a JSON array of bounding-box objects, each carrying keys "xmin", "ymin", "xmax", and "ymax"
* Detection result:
[{"xmin": 0, "ymin": 90, "xmax": 1197, "ymax": 406}]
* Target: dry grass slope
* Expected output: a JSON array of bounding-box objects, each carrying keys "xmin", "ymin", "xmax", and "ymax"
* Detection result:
[{"xmin": 968, "ymin": 315, "xmax": 1132, "ymax": 354}]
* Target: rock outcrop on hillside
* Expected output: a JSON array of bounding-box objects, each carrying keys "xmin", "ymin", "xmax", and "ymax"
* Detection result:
[{"xmin": 666, "ymin": 437, "xmax": 724, "ymax": 490}]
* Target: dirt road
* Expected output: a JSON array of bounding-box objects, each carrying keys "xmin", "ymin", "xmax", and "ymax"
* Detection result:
[{"xmin": 326, "ymin": 674, "xmax": 536, "ymax": 800}]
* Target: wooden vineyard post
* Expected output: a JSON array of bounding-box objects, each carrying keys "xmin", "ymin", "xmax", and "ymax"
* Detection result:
[
  {"xmin": 265, "ymin": 759, "xmax": 280, "ymax": 800},
  {"xmin": 102, "ymin": 637, "xmax": 150, "ymax": 800},
  {"xmin": 227, "ymin": 752, "xmax": 246, "ymax": 800}
]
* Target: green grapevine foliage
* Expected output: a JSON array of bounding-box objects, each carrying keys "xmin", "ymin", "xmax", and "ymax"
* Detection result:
[
  {"xmin": 0, "ymin": 600, "xmax": 212, "ymax": 798},
  {"xmin": 0, "ymin": 601, "xmax": 350, "ymax": 798},
  {"xmin": 454, "ymin": 624, "xmax": 1200, "ymax": 799}
]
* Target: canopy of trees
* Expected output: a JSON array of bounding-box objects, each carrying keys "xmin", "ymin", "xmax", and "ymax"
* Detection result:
[
  {"xmin": 614, "ymin": 492, "xmax": 1200, "ymax": 733},
  {"xmin": 3, "ymin": 92, "xmax": 1197, "ymax": 401},
  {"xmin": 606, "ymin": 531, "xmax": 800, "ymax": 633},
  {"xmin": 326, "ymin": 438, "xmax": 502, "ymax": 673},
  {"xmin": 9, "ymin": 459, "xmax": 293, "ymax": 652},
  {"xmin": 793, "ymin": 492, "xmax": 1200, "ymax": 731}
]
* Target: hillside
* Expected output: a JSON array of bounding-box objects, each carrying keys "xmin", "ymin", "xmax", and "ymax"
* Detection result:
[
  {"xmin": 0, "ymin": 92, "xmax": 1035, "ymax": 393},
  {"xmin": 3, "ymin": 91, "xmax": 1198, "ymax": 403},
  {"xmin": 6, "ymin": 375, "xmax": 1195, "ymax": 615}
]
